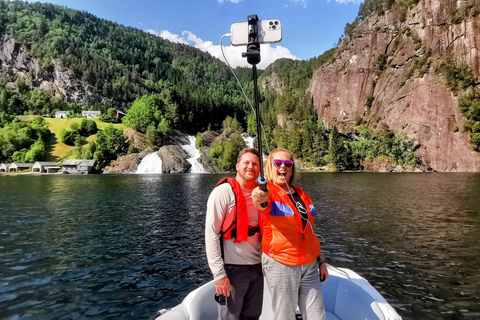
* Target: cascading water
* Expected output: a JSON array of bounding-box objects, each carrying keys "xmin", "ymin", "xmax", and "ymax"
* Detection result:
[
  {"xmin": 136, "ymin": 152, "xmax": 163, "ymax": 173},
  {"xmin": 242, "ymin": 134, "xmax": 255, "ymax": 148},
  {"xmin": 181, "ymin": 136, "xmax": 207, "ymax": 173}
]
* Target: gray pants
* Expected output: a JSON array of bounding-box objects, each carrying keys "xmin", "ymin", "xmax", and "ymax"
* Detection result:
[
  {"xmin": 218, "ymin": 263, "xmax": 263, "ymax": 320},
  {"xmin": 262, "ymin": 253, "xmax": 326, "ymax": 320}
]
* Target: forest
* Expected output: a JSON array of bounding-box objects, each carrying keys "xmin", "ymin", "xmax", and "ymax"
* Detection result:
[{"xmin": 0, "ymin": 0, "xmax": 421, "ymax": 172}]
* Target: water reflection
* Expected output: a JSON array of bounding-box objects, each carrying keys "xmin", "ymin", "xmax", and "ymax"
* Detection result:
[
  {"xmin": 1, "ymin": 173, "xmax": 479, "ymax": 319},
  {"xmin": 300, "ymin": 173, "xmax": 480, "ymax": 319}
]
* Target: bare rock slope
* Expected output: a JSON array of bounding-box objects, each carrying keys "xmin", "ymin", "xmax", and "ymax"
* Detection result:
[{"xmin": 308, "ymin": 0, "xmax": 480, "ymax": 171}]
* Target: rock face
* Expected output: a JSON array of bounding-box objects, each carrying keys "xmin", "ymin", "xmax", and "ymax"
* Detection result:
[
  {"xmin": 308, "ymin": 0, "xmax": 480, "ymax": 172},
  {"xmin": 0, "ymin": 34, "xmax": 100, "ymax": 105},
  {"xmin": 124, "ymin": 128, "xmax": 156, "ymax": 152},
  {"xmin": 158, "ymin": 146, "xmax": 191, "ymax": 173},
  {"xmin": 103, "ymin": 148, "xmax": 156, "ymax": 174},
  {"xmin": 103, "ymin": 153, "xmax": 140, "ymax": 174}
]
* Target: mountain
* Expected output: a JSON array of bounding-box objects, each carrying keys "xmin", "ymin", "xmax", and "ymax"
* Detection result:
[
  {"xmin": 0, "ymin": 0, "xmax": 253, "ymax": 134},
  {"xmin": 308, "ymin": 0, "xmax": 480, "ymax": 172},
  {"xmin": 2, "ymin": 0, "xmax": 480, "ymax": 172}
]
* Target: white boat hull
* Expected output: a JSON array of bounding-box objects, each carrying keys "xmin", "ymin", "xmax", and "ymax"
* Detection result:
[{"xmin": 155, "ymin": 264, "xmax": 401, "ymax": 320}]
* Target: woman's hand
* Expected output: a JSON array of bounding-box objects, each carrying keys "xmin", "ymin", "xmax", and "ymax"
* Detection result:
[
  {"xmin": 319, "ymin": 261, "xmax": 329, "ymax": 282},
  {"xmin": 252, "ymin": 186, "xmax": 270, "ymax": 210}
]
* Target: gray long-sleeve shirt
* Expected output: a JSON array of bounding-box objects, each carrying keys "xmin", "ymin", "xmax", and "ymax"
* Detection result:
[{"xmin": 205, "ymin": 183, "xmax": 262, "ymax": 281}]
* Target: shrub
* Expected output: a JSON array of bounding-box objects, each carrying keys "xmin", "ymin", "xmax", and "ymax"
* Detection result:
[
  {"xmin": 472, "ymin": 133, "xmax": 480, "ymax": 151},
  {"xmin": 80, "ymin": 118, "xmax": 98, "ymax": 135},
  {"xmin": 196, "ymin": 133, "xmax": 204, "ymax": 152}
]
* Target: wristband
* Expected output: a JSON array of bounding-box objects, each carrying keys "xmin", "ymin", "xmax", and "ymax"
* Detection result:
[{"xmin": 316, "ymin": 254, "xmax": 325, "ymax": 264}]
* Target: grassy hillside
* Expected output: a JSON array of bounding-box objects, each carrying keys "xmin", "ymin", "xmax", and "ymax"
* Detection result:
[{"xmin": 19, "ymin": 116, "xmax": 125, "ymax": 161}]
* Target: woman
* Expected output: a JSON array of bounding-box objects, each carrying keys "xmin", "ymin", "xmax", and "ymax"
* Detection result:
[{"xmin": 252, "ymin": 148, "xmax": 328, "ymax": 320}]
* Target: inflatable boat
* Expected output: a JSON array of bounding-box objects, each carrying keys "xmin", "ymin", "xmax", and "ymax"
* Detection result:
[{"xmin": 154, "ymin": 264, "xmax": 402, "ymax": 320}]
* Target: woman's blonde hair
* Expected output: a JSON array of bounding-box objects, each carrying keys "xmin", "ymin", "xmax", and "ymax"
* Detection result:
[{"xmin": 264, "ymin": 148, "xmax": 296, "ymax": 185}]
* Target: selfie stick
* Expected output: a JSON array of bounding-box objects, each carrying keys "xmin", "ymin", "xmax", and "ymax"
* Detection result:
[{"xmin": 242, "ymin": 14, "xmax": 268, "ymax": 206}]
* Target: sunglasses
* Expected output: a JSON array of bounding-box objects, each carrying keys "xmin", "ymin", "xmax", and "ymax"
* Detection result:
[{"xmin": 272, "ymin": 159, "xmax": 293, "ymax": 168}]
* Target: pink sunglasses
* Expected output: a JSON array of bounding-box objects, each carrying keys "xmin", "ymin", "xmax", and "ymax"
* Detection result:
[{"xmin": 272, "ymin": 159, "xmax": 293, "ymax": 168}]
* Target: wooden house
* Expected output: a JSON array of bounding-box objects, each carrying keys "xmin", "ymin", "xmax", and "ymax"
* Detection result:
[
  {"xmin": 32, "ymin": 161, "xmax": 61, "ymax": 174},
  {"xmin": 9, "ymin": 162, "xmax": 33, "ymax": 172},
  {"xmin": 61, "ymin": 159, "xmax": 95, "ymax": 174},
  {"xmin": 0, "ymin": 163, "xmax": 12, "ymax": 172}
]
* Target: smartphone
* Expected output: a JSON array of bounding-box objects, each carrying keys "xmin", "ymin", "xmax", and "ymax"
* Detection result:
[{"xmin": 230, "ymin": 19, "xmax": 282, "ymax": 46}]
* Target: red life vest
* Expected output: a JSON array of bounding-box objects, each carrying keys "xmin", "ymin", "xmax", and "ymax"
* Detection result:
[{"xmin": 215, "ymin": 177, "xmax": 256, "ymax": 243}]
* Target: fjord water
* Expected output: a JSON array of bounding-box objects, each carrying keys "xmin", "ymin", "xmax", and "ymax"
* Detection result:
[{"xmin": 0, "ymin": 173, "xmax": 479, "ymax": 319}]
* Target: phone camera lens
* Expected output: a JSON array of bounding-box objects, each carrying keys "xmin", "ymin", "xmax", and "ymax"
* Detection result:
[
  {"xmin": 272, "ymin": 25, "xmax": 276, "ymax": 30},
  {"xmin": 269, "ymin": 21, "xmax": 273, "ymax": 26},
  {"xmin": 275, "ymin": 21, "xmax": 279, "ymax": 25}
]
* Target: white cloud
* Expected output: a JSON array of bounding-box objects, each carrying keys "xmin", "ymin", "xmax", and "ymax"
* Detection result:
[
  {"xmin": 334, "ymin": 0, "xmax": 363, "ymax": 3},
  {"xmin": 148, "ymin": 29, "xmax": 189, "ymax": 45},
  {"xmin": 217, "ymin": 0, "xmax": 243, "ymax": 3},
  {"xmin": 151, "ymin": 29, "xmax": 299, "ymax": 69},
  {"xmin": 290, "ymin": 0, "xmax": 307, "ymax": 8}
]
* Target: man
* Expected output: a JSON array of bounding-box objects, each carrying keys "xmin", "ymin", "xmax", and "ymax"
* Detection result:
[{"xmin": 205, "ymin": 148, "xmax": 263, "ymax": 320}]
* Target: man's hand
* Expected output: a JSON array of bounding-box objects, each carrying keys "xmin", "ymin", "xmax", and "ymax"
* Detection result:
[{"xmin": 215, "ymin": 276, "xmax": 232, "ymax": 297}]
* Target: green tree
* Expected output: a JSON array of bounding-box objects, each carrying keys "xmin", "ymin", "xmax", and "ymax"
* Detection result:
[
  {"xmin": 93, "ymin": 125, "xmax": 128, "ymax": 169},
  {"xmin": 329, "ymin": 126, "xmax": 350, "ymax": 171},
  {"xmin": 122, "ymin": 95, "xmax": 165, "ymax": 133},
  {"xmin": 24, "ymin": 139, "xmax": 47, "ymax": 162},
  {"xmin": 222, "ymin": 116, "xmax": 244, "ymax": 136},
  {"xmin": 209, "ymin": 133, "xmax": 247, "ymax": 172},
  {"xmin": 80, "ymin": 118, "xmax": 98, "ymax": 135}
]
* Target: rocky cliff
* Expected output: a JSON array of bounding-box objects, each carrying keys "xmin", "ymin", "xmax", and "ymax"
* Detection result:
[
  {"xmin": 0, "ymin": 34, "xmax": 100, "ymax": 106},
  {"xmin": 308, "ymin": 0, "xmax": 480, "ymax": 172}
]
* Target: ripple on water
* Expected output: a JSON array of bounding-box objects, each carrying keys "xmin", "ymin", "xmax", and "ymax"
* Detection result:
[{"xmin": 1, "ymin": 173, "xmax": 479, "ymax": 320}]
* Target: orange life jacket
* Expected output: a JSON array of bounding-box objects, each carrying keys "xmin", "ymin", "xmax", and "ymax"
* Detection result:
[
  {"xmin": 260, "ymin": 182, "xmax": 321, "ymax": 265},
  {"xmin": 216, "ymin": 177, "xmax": 258, "ymax": 244}
]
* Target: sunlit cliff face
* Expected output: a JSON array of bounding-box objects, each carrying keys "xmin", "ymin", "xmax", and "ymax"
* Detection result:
[{"xmin": 305, "ymin": 0, "xmax": 480, "ymax": 172}]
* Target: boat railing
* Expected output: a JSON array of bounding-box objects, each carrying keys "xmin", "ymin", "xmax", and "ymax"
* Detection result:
[{"xmin": 326, "ymin": 263, "xmax": 352, "ymax": 282}]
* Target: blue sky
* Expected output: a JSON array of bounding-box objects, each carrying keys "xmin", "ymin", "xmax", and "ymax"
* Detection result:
[{"xmin": 32, "ymin": 0, "xmax": 362, "ymax": 69}]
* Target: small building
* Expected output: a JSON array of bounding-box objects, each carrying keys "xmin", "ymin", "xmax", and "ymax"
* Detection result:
[
  {"xmin": 55, "ymin": 111, "xmax": 69, "ymax": 119},
  {"xmin": 61, "ymin": 159, "xmax": 96, "ymax": 174},
  {"xmin": 9, "ymin": 162, "xmax": 33, "ymax": 172},
  {"xmin": 32, "ymin": 161, "xmax": 61, "ymax": 174},
  {"xmin": 0, "ymin": 163, "xmax": 12, "ymax": 172},
  {"xmin": 115, "ymin": 110, "xmax": 126, "ymax": 120},
  {"xmin": 82, "ymin": 111, "xmax": 101, "ymax": 118}
]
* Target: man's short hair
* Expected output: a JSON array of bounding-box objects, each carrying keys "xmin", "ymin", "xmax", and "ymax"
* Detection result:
[{"xmin": 237, "ymin": 148, "xmax": 260, "ymax": 163}]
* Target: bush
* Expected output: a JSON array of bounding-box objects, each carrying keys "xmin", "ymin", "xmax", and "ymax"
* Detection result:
[
  {"xmin": 62, "ymin": 130, "xmax": 81, "ymax": 146},
  {"xmin": 24, "ymin": 139, "xmax": 47, "ymax": 162},
  {"xmin": 443, "ymin": 57, "xmax": 476, "ymax": 92},
  {"xmin": 196, "ymin": 133, "xmax": 204, "ymax": 152},
  {"xmin": 80, "ymin": 118, "xmax": 98, "ymax": 135},
  {"xmin": 471, "ymin": 133, "xmax": 480, "ymax": 151}
]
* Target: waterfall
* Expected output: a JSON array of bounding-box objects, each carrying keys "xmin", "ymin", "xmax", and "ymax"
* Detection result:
[
  {"xmin": 181, "ymin": 136, "xmax": 207, "ymax": 173},
  {"xmin": 242, "ymin": 134, "xmax": 255, "ymax": 148},
  {"xmin": 136, "ymin": 152, "xmax": 163, "ymax": 173}
]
